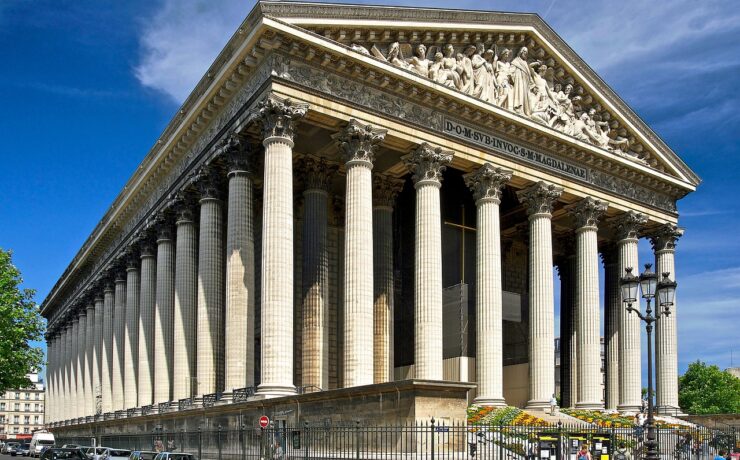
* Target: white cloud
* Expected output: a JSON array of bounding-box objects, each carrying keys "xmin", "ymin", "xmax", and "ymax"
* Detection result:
[{"xmin": 134, "ymin": 0, "xmax": 248, "ymax": 102}]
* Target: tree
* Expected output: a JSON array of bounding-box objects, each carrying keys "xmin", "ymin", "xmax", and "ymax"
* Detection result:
[
  {"xmin": 0, "ymin": 248, "xmax": 44, "ymax": 393},
  {"xmin": 679, "ymin": 360, "xmax": 740, "ymax": 414}
]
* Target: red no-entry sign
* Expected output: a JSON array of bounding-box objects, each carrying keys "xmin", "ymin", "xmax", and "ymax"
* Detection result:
[{"xmin": 259, "ymin": 415, "xmax": 270, "ymax": 428}]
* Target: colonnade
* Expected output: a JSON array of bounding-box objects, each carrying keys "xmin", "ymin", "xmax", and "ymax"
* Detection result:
[{"xmin": 45, "ymin": 95, "xmax": 682, "ymax": 424}]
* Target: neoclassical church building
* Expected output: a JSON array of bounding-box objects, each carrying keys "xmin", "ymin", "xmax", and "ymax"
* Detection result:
[{"xmin": 43, "ymin": 2, "xmax": 698, "ymax": 430}]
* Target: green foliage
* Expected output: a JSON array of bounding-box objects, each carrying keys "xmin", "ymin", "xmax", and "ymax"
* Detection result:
[
  {"xmin": 679, "ymin": 360, "xmax": 740, "ymax": 414},
  {"xmin": 0, "ymin": 249, "xmax": 44, "ymax": 393}
]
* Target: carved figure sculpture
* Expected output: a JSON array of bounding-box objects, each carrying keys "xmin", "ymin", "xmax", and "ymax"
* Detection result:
[
  {"xmin": 510, "ymin": 47, "xmax": 539, "ymax": 116},
  {"xmin": 471, "ymin": 42, "xmax": 493, "ymax": 101},
  {"xmin": 440, "ymin": 44, "xmax": 462, "ymax": 89},
  {"xmin": 459, "ymin": 45, "xmax": 476, "ymax": 95},
  {"xmin": 493, "ymin": 48, "xmax": 513, "ymax": 110},
  {"xmin": 408, "ymin": 44, "xmax": 431, "ymax": 78},
  {"xmin": 386, "ymin": 42, "xmax": 409, "ymax": 69}
]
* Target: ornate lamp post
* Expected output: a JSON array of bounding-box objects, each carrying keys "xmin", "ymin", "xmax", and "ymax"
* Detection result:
[{"xmin": 620, "ymin": 264, "xmax": 677, "ymax": 460}]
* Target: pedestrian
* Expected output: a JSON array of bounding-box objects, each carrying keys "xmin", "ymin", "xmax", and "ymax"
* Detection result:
[
  {"xmin": 549, "ymin": 394, "xmax": 558, "ymax": 415},
  {"xmin": 614, "ymin": 442, "xmax": 631, "ymax": 460},
  {"xmin": 716, "ymin": 449, "xmax": 728, "ymax": 460},
  {"xmin": 167, "ymin": 439, "xmax": 176, "ymax": 452},
  {"xmin": 273, "ymin": 441, "xmax": 284, "ymax": 460},
  {"xmin": 578, "ymin": 444, "xmax": 592, "ymax": 460}
]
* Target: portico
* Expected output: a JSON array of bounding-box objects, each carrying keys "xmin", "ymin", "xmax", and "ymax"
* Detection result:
[{"xmin": 41, "ymin": 1, "xmax": 698, "ymax": 429}]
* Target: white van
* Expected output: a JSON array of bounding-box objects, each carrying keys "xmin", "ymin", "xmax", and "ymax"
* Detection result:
[{"xmin": 29, "ymin": 431, "xmax": 55, "ymax": 457}]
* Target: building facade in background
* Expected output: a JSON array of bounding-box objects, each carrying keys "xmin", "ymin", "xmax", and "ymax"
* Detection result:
[
  {"xmin": 40, "ymin": 1, "xmax": 698, "ymax": 433},
  {"xmin": 0, "ymin": 373, "xmax": 46, "ymax": 441}
]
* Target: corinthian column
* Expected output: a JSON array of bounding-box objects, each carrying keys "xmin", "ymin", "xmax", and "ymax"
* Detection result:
[
  {"xmin": 556, "ymin": 240, "xmax": 577, "ymax": 408},
  {"xmin": 63, "ymin": 323, "xmax": 71, "ymax": 420},
  {"xmin": 602, "ymin": 245, "xmax": 620, "ymax": 410},
  {"xmin": 124, "ymin": 257, "xmax": 140, "ymax": 410},
  {"xmin": 101, "ymin": 283, "xmax": 114, "ymax": 414},
  {"xmin": 111, "ymin": 273, "xmax": 127, "ymax": 411},
  {"xmin": 256, "ymin": 96, "xmax": 307, "ymax": 397},
  {"xmin": 570, "ymin": 197, "xmax": 608, "ymax": 409},
  {"xmin": 517, "ymin": 181, "xmax": 563, "ymax": 410},
  {"xmin": 612, "ymin": 211, "xmax": 647, "ymax": 412},
  {"xmin": 337, "ymin": 119, "xmax": 386, "ymax": 387},
  {"xmin": 77, "ymin": 309, "xmax": 87, "ymax": 418},
  {"xmin": 372, "ymin": 174, "xmax": 403, "ymax": 384},
  {"xmin": 300, "ymin": 157, "xmax": 334, "ymax": 391},
  {"xmin": 407, "ymin": 143, "xmax": 453, "ymax": 381},
  {"xmin": 154, "ymin": 224, "xmax": 175, "ymax": 404},
  {"xmin": 173, "ymin": 200, "xmax": 198, "ymax": 401},
  {"xmin": 70, "ymin": 316, "xmax": 79, "ymax": 420},
  {"xmin": 138, "ymin": 241, "xmax": 156, "ymax": 407},
  {"xmin": 223, "ymin": 135, "xmax": 256, "ymax": 393},
  {"xmin": 93, "ymin": 294, "xmax": 104, "ymax": 415},
  {"xmin": 465, "ymin": 164, "xmax": 511, "ymax": 405},
  {"xmin": 195, "ymin": 167, "xmax": 225, "ymax": 397},
  {"xmin": 85, "ymin": 302, "xmax": 95, "ymax": 417},
  {"xmin": 651, "ymin": 223, "xmax": 683, "ymax": 414}
]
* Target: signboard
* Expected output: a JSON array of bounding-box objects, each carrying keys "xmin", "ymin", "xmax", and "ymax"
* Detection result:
[{"xmin": 259, "ymin": 415, "xmax": 270, "ymax": 428}]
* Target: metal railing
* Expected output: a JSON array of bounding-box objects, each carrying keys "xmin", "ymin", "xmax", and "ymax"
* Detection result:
[{"xmin": 54, "ymin": 421, "xmax": 738, "ymax": 460}]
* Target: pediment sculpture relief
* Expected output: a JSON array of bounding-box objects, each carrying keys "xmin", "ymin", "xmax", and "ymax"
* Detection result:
[{"xmin": 350, "ymin": 41, "xmax": 644, "ymax": 165}]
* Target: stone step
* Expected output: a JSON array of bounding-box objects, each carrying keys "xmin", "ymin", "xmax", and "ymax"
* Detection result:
[{"xmin": 522, "ymin": 408, "xmax": 592, "ymax": 427}]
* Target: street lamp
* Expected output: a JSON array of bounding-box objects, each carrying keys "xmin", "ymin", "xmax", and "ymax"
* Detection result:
[{"xmin": 620, "ymin": 264, "xmax": 677, "ymax": 460}]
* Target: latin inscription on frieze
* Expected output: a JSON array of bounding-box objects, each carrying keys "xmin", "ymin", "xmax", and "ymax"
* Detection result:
[{"xmin": 444, "ymin": 118, "xmax": 588, "ymax": 181}]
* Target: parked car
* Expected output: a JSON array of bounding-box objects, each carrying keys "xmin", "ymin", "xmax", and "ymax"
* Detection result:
[
  {"xmin": 30, "ymin": 432, "xmax": 56, "ymax": 457},
  {"xmin": 152, "ymin": 453, "xmax": 196, "ymax": 460},
  {"xmin": 83, "ymin": 447, "xmax": 110, "ymax": 460},
  {"xmin": 40, "ymin": 448, "xmax": 87, "ymax": 460},
  {"xmin": 61, "ymin": 445, "xmax": 80, "ymax": 449},
  {"xmin": 129, "ymin": 451, "xmax": 158, "ymax": 460},
  {"xmin": 3, "ymin": 442, "xmax": 21, "ymax": 454},
  {"xmin": 96, "ymin": 449, "xmax": 131, "ymax": 460},
  {"xmin": 17, "ymin": 443, "xmax": 32, "ymax": 456}
]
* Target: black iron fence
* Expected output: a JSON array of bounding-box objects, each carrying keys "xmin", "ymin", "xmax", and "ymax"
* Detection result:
[{"xmin": 55, "ymin": 421, "xmax": 738, "ymax": 460}]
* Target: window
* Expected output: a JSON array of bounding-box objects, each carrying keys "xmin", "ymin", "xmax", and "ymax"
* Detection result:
[
  {"xmin": 34, "ymin": 416, "xmax": 39, "ymax": 423},
  {"xmin": 24, "ymin": 416, "xmax": 30, "ymax": 424},
  {"xmin": 13, "ymin": 415, "xmax": 19, "ymax": 423},
  {"xmin": 35, "ymin": 393, "xmax": 40, "ymax": 400},
  {"xmin": 24, "ymin": 403, "xmax": 30, "ymax": 411},
  {"xmin": 24, "ymin": 393, "xmax": 29, "ymax": 400},
  {"xmin": 0, "ymin": 416, "xmax": 5, "ymax": 423},
  {"xmin": 15, "ymin": 392, "xmax": 19, "ymax": 399},
  {"xmin": 13, "ymin": 427, "xmax": 19, "ymax": 434},
  {"xmin": 0, "ymin": 402, "xmax": 5, "ymax": 410},
  {"xmin": 23, "ymin": 427, "xmax": 29, "ymax": 433},
  {"xmin": 35, "ymin": 403, "xmax": 40, "ymax": 412},
  {"xmin": 14, "ymin": 403, "xmax": 20, "ymax": 411}
]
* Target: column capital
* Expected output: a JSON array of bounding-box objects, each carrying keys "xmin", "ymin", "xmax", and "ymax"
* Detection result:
[
  {"xmin": 169, "ymin": 191, "xmax": 197, "ymax": 224},
  {"xmin": 85, "ymin": 302, "xmax": 95, "ymax": 313},
  {"xmin": 372, "ymin": 174, "xmax": 404, "ymax": 209},
  {"xmin": 300, "ymin": 156, "xmax": 337, "ymax": 192},
  {"xmin": 464, "ymin": 163, "xmax": 512, "ymax": 204},
  {"xmin": 599, "ymin": 242, "xmax": 619, "ymax": 266},
  {"xmin": 650, "ymin": 223, "xmax": 684, "ymax": 253},
  {"xmin": 338, "ymin": 119, "xmax": 387, "ymax": 167},
  {"xmin": 258, "ymin": 95, "xmax": 308, "ymax": 143},
  {"xmin": 140, "ymin": 241, "xmax": 157, "ymax": 258},
  {"xmin": 609, "ymin": 210, "xmax": 647, "ymax": 241},
  {"xmin": 569, "ymin": 197, "xmax": 609, "ymax": 231},
  {"xmin": 516, "ymin": 181, "xmax": 563, "ymax": 217},
  {"xmin": 194, "ymin": 166, "xmax": 223, "ymax": 201},
  {"xmin": 407, "ymin": 143, "xmax": 453, "ymax": 188},
  {"xmin": 219, "ymin": 132, "xmax": 256, "ymax": 176}
]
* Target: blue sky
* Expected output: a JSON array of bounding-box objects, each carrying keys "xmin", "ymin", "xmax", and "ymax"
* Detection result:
[{"xmin": 1, "ymin": 0, "xmax": 739, "ymax": 384}]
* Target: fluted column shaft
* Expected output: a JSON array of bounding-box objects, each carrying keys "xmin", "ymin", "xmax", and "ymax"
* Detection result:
[
  {"xmin": 173, "ymin": 207, "xmax": 198, "ymax": 401},
  {"xmin": 409, "ymin": 143, "xmax": 452, "ymax": 381},
  {"xmin": 466, "ymin": 164, "xmax": 511, "ymax": 405},
  {"xmin": 101, "ymin": 286, "xmax": 114, "ymax": 413},
  {"xmin": 372, "ymin": 176, "xmax": 401, "ymax": 384},
  {"xmin": 50, "ymin": 335, "xmax": 58, "ymax": 422},
  {"xmin": 93, "ymin": 295, "xmax": 104, "ymax": 415},
  {"xmin": 301, "ymin": 160, "xmax": 331, "ymax": 391},
  {"xmin": 111, "ymin": 276, "xmax": 126, "ymax": 411},
  {"xmin": 571, "ymin": 198, "xmax": 607, "ymax": 409},
  {"xmin": 47, "ymin": 337, "xmax": 54, "ymax": 422},
  {"xmin": 257, "ymin": 96, "xmax": 307, "ymax": 397},
  {"xmin": 62, "ymin": 325, "xmax": 71, "ymax": 420},
  {"xmin": 196, "ymin": 173, "xmax": 225, "ymax": 397},
  {"xmin": 652, "ymin": 225, "xmax": 682, "ymax": 413},
  {"xmin": 124, "ymin": 263, "xmax": 140, "ymax": 409},
  {"xmin": 557, "ymin": 252, "xmax": 576, "ymax": 408},
  {"xmin": 603, "ymin": 249, "xmax": 620, "ymax": 410},
  {"xmin": 138, "ymin": 245, "xmax": 156, "ymax": 407},
  {"xmin": 72, "ymin": 318, "xmax": 81, "ymax": 419},
  {"xmin": 85, "ymin": 304, "xmax": 95, "ymax": 417},
  {"xmin": 614, "ymin": 212, "xmax": 646, "ymax": 411},
  {"xmin": 224, "ymin": 143, "xmax": 256, "ymax": 392},
  {"xmin": 517, "ymin": 181, "xmax": 563, "ymax": 410},
  {"xmin": 154, "ymin": 230, "xmax": 175, "ymax": 404},
  {"xmin": 77, "ymin": 311, "xmax": 87, "ymax": 418}
]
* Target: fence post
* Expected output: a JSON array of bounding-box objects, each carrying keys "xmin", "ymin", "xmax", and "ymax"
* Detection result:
[
  {"xmin": 197, "ymin": 427, "xmax": 202, "ymax": 460},
  {"xmin": 355, "ymin": 420, "xmax": 361, "ymax": 460},
  {"xmin": 304, "ymin": 421, "xmax": 309, "ymax": 460},
  {"xmin": 260, "ymin": 427, "xmax": 264, "ymax": 460},
  {"xmin": 430, "ymin": 418, "xmax": 435, "ymax": 460},
  {"xmin": 241, "ymin": 424, "xmax": 246, "ymax": 460},
  {"xmin": 217, "ymin": 424, "xmax": 223, "ymax": 460}
]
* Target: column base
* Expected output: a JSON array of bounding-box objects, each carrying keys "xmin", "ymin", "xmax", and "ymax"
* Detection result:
[
  {"xmin": 473, "ymin": 396, "xmax": 507, "ymax": 407},
  {"xmin": 617, "ymin": 404, "xmax": 641, "ymax": 413},
  {"xmin": 525, "ymin": 399, "xmax": 550, "ymax": 411},
  {"xmin": 575, "ymin": 401, "xmax": 604, "ymax": 410},
  {"xmin": 655, "ymin": 405, "xmax": 684, "ymax": 416},
  {"xmin": 254, "ymin": 384, "xmax": 297, "ymax": 399}
]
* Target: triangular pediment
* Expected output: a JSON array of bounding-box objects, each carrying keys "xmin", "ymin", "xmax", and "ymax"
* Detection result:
[{"xmin": 255, "ymin": 1, "xmax": 699, "ymax": 189}]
